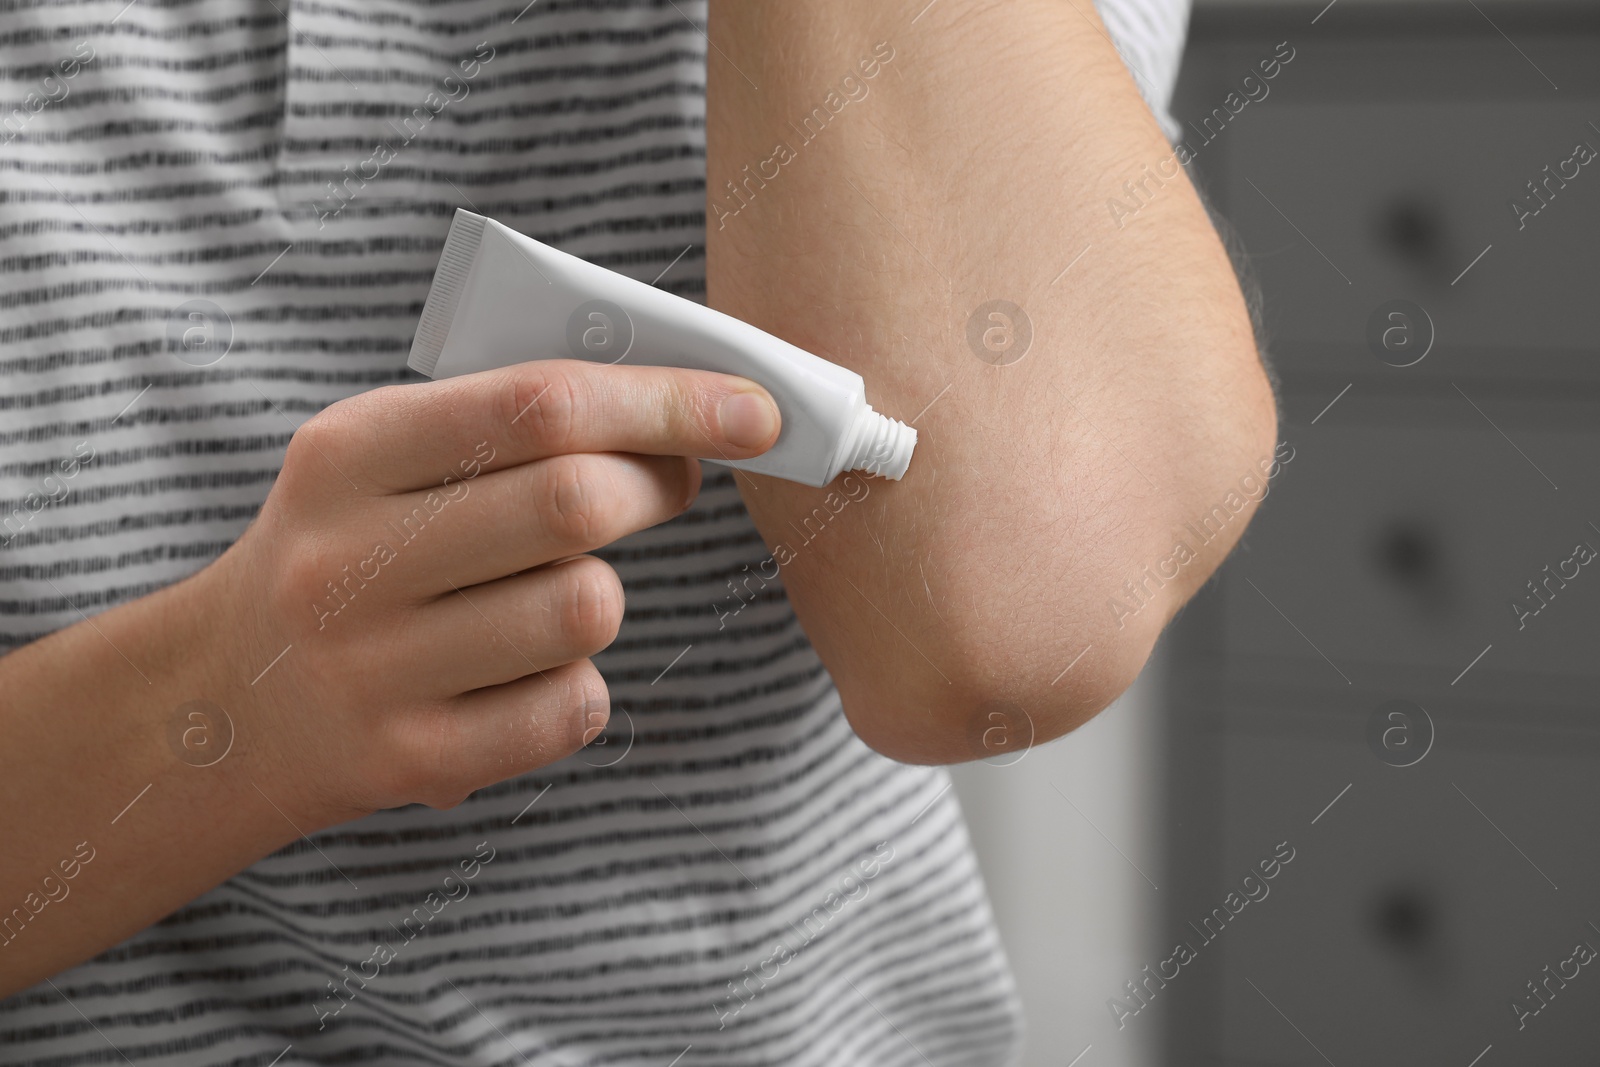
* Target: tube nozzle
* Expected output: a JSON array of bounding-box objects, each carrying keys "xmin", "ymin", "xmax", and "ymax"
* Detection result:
[{"xmin": 843, "ymin": 407, "xmax": 917, "ymax": 480}]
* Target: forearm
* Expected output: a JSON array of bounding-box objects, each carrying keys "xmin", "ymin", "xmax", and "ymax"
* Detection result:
[
  {"xmin": 0, "ymin": 568, "xmax": 297, "ymax": 996},
  {"xmin": 707, "ymin": 1, "xmax": 1276, "ymax": 761}
]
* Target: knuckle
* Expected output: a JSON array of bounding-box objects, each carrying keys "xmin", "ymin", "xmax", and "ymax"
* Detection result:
[
  {"xmin": 277, "ymin": 533, "xmax": 334, "ymax": 608},
  {"xmin": 283, "ymin": 426, "xmax": 319, "ymax": 474},
  {"xmin": 416, "ymin": 778, "xmax": 470, "ymax": 810},
  {"xmin": 503, "ymin": 366, "xmax": 584, "ymax": 454},
  {"xmin": 287, "ymin": 397, "xmax": 355, "ymax": 461},
  {"xmin": 543, "ymin": 455, "xmax": 616, "ymax": 549},
  {"xmin": 419, "ymin": 780, "xmax": 472, "ymax": 810},
  {"xmin": 672, "ymin": 377, "xmax": 720, "ymax": 444},
  {"xmin": 556, "ymin": 559, "xmax": 625, "ymax": 653},
  {"xmin": 267, "ymin": 527, "xmax": 358, "ymax": 635},
  {"xmin": 382, "ymin": 711, "xmax": 469, "ymax": 810},
  {"xmin": 277, "ymin": 395, "xmax": 374, "ymax": 497}
]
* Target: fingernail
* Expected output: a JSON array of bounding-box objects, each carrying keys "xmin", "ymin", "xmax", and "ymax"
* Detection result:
[
  {"xmin": 718, "ymin": 389, "xmax": 780, "ymax": 450},
  {"xmin": 572, "ymin": 689, "xmax": 610, "ymax": 750}
]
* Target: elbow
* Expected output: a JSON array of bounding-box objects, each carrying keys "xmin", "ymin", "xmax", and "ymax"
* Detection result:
[
  {"xmin": 834, "ymin": 619, "xmax": 1160, "ymax": 767},
  {"xmin": 835, "ymin": 339, "xmax": 1276, "ymax": 768}
]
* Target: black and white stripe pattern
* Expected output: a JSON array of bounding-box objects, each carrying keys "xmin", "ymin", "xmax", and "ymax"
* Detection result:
[{"xmin": 0, "ymin": 0, "xmax": 1184, "ymax": 1062}]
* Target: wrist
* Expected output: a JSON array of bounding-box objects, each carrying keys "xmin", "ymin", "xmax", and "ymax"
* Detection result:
[{"xmin": 153, "ymin": 551, "xmax": 342, "ymax": 838}]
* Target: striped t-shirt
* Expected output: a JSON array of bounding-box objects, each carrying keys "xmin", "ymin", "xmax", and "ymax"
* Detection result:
[{"xmin": 0, "ymin": 1, "xmax": 1186, "ymax": 1063}]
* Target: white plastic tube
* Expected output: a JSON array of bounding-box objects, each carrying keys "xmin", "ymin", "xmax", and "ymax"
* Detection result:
[{"xmin": 407, "ymin": 210, "xmax": 916, "ymax": 488}]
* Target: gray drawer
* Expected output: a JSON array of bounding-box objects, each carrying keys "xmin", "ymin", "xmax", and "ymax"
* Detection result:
[
  {"xmin": 1226, "ymin": 99, "xmax": 1600, "ymax": 358},
  {"xmin": 1198, "ymin": 725, "xmax": 1600, "ymax": 1066},
  {"xmin": 1218, "ymin": 390, "xmax": 1600, "ymax": 690}
]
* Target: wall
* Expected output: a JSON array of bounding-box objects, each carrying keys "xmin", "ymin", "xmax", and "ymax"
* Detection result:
[{"xmin": 950, "ymin": 651, "xmax": 1166, "ymax": 1067}]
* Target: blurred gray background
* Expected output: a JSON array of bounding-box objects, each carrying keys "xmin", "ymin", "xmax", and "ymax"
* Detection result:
[{"xmin": 952, "ymin": 1, "xmax": 1600, "ymax": 1064}]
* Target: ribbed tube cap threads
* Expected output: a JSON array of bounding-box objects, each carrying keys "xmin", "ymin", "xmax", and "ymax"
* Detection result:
[{"xmin": 844, "ymin": 407, "xmax": 917, "ymax": 480}]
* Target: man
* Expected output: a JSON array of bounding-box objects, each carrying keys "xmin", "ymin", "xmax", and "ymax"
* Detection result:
[{"xmin": 0, "ymin": 0, "xmax": 1271, "ymax": 1062}]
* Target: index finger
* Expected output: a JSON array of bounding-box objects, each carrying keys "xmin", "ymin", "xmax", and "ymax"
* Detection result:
[{"xmin": 326, "ymin": 359, "xmax": 781, "ymax": 493}]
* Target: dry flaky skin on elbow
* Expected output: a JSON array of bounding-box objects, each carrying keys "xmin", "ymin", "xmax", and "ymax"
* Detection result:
[{"xmin": 707, "ymin": 1, "xmax": 1278, "ymax": 764}]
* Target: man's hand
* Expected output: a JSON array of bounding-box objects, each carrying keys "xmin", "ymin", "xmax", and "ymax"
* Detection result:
[
  {"xmin": 219, "ymin": 359, "xmax": 780, "ymax": 824},
  {"xmin": 0, "ymin": 359, "xmax": 779, "ymax": 996}
]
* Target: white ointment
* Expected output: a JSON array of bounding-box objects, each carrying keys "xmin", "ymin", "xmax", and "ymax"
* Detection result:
[{"xmin": 408, "ymin": 210, "xmax": 916, "ymax": 488}]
